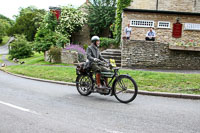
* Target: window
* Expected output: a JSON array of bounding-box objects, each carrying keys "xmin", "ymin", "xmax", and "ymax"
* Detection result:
[
  {"xmin": 158, "ymin": 21, "xmax": 170, "ymax": 28},
  {"xmin": 130, "ymin": 20, "xmax": 154, "ymax": 27},
  {"xmin": 184, "ymin": 23, "xmax": 200, "ymax": 31}
]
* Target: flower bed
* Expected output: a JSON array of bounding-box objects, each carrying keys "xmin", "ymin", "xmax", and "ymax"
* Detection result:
[
  {"xmin": 169, "ymin": 40, "xmax": 200, "ymax": 51},
  {"xmin": 169, "ymin": 45, "xmax": 200, "ymax": 51}
]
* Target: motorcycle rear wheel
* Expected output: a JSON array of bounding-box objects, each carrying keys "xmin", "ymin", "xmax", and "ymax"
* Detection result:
[{"xmin": 76, "ymin": 75, "xmax": 93, "ymax": 96}]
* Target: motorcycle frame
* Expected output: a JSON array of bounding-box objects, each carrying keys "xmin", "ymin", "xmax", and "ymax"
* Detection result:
[{"xmin": 85, "ymin": 68, "xmax": 120, "ymax": 95}]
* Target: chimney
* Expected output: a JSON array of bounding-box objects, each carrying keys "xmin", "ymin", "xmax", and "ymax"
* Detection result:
[{"xmin": 86, "ymin": 0, "xmax": 89, "ymax": 3}]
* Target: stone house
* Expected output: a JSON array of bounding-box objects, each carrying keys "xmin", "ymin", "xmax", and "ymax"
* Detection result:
[
  {"xmin": 71, "ymin": 0, "xmax": 110, "ymax": 46},
  {"xmin": 120, "ymin": 0, "xmax": 200, "ymax": 69},
  {"xmin": 122, "ymin": 0, "xmax": 200, "ymax": 44},
  {"xmin": 71, "ymin": 1, "xmax": 91, "ymax": 46}
]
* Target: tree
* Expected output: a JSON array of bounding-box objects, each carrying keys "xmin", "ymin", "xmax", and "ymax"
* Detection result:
[
  {"xmin": 34, "ymin": 12, "xmax": 58, "ymax": 53},
  {"xmin": 0, "ymin": 19, "xmax": 8, "ymax": 43},
  {"xmin": 8, "ymin": 6, "xmax": 46, "ymax": 41},
  {"xmin": 56, "ymin": 6, "xmax": 87, "ymax": 38},
  {"xmin": 0, "ymin": 14, "xmax": 13, "ymax": 43},
  {"xmin": 34, "ymin": 12, "xmax": 69, "ymax": 53},
  {"xmin": 87, "ymin": 0, "xmax": 116, "ymax": 36},
  {"xmin": 34, "ymin": 6, "xmax": 86, "ymax": 53}
]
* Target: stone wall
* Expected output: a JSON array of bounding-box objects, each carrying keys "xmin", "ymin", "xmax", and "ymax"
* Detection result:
[
  {"xmin": 45, "ymin": 50, "xmax": 79, "ymax": 64},
  {"xmin": 122, "ymin": 11, "xmax": 200, "ymax": 44},
  {"xmin": 61, "ymin": 50, "xmax": 78, "ymax": 64},
  {"xmin": 128, "ymin": 0, "xmax": 200, "ymax": 12},
  {"xmin": 121, "ymin": 40, "xmax": 200, "ymax": 70}
]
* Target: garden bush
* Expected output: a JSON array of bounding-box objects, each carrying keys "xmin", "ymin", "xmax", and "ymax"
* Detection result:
[
  {"xmin": 48, "ymin": 46, "xmax": 61, "ymax": 63},
  {"xmin": 100, "ymin": 37, "xmax": 118, "ymax": 49},
  {"xmin": 9, "ymin": 35, "xmax": 33, "ymax": 59}
]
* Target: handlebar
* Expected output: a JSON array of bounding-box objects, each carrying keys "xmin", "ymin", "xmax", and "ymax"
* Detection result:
[{"xmin": 96, "ymin": 60, "xmax": 113, "ymax": 69}]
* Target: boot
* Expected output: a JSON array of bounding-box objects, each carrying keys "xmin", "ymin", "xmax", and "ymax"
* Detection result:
[{"xmin": 96, "ymin": 73, "xmax": 107, "ymax": 89}]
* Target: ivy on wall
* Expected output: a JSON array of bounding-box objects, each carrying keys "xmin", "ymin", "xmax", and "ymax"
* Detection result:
[{"xmin": 114, "ymin": 0, "xmax": 132, "ymax": 43}]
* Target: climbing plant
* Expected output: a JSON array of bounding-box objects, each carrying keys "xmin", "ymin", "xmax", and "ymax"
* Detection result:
[{"xmin": 114, "ymin": 0, "xmax": 132, "ymax": 43}]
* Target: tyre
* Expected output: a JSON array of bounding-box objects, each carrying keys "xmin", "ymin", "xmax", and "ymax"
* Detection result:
[
  {"xmin": 76, "ymin": 75, "xmax": 93, "ymax": 96},
  {"xmin": 113, "ymin": 75, "xmax": 138, "ymax": 103}
]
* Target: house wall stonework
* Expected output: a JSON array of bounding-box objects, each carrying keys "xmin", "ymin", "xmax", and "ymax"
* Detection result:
[
  {"xmin": 122, "ymin": 11, "xmax": 200, "ymax": 44},
  {"xmin": 128, "ymin": 0, "xmax": 200, "ymax": 12},
  {"xmin": 71, "ymin": 24, "xmax": 91, "ymax": 45},
  {"xmin": 121, "ymin": 40, "xmax": 200, "ymax": 69},
  {"xmin": 127, "ymin": 0, "xmax": 157, "ymax": 10}
]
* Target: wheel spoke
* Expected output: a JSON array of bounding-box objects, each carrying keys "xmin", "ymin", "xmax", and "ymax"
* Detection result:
[{"xmin": 115, "ymin": 89, "xmax": 126, "ymax": 94}]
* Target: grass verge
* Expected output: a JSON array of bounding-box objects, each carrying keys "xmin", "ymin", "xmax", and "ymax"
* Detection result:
[
  {"xmin": 0, "ymin": 55, "xmax": 2, "ymax": 63},
  {"xmin": 7, "ymin": 52, "xmax": 73, "ymax": 66},
  {"xmin": 2, "ymin": 65, "xmax": 200, "ymax": 95},
  {"xmin": 3, "ymin": 65, "xmax": 76, "ymax": 83}
]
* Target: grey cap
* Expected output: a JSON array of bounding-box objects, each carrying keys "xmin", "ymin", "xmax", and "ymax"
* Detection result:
[{"xmin": 91, "ymin": 36, "xmax": 100, "ymax": 42}]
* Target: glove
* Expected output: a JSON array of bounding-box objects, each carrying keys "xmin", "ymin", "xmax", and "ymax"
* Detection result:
[{"xmin": 94, "ymin": 58, "xmax": 100, "ymax": 62}]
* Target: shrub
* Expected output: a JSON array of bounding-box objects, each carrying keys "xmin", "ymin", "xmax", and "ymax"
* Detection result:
[
  {"xmin": 55, "ymin": 32, "xmax": 69, "ymax": 48},
  {"xmin": 48, "ymin": 46, "xmax": 61, "ymax": 63},
  {"xmin": 9, "ymin": 35, "xmax": 33, "ymax": 59},
  {"xmin": 100, "ymin": 37, "xmax": 118, "ymax": 49},
  {"xmin": 34, "ymin": 30, "xmax": 56, "ymax": 53},
  {"xmin": 83, "ymin": 44, "xmax": 88, "ymax": 51},
  {"xmin": 56, "ymin": 6, "xmax": 87, "ymax": 37}
]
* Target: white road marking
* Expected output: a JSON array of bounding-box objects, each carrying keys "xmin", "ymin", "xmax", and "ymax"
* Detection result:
[
  {"xmin": 104, "ymin": 128, "xmax": 124, "ymax": 133},
  {"xmin": 0, "ymin": 100, "xmax": 40, "ymax": 115}
]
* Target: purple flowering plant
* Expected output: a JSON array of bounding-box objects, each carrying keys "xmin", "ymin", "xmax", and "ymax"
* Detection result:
[{"xmin": 65, "ymin": 44, "xmax": 86, "ymax": 55}]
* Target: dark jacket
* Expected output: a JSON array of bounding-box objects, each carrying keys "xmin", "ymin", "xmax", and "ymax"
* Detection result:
[{"xmin": 85, "ymin": 44, "xmax": 106, "ymax": 68}]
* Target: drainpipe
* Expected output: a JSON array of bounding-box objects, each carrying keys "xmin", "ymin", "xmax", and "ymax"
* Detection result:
[{"xmin": 156, "ymin": 0, "xmax": 159, "ymax": 10}]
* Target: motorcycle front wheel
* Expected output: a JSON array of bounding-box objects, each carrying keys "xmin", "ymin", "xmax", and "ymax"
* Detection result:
[
  {"xmin": 76, "ymin": 74, "xmax": 93, "ymax": 96},
  {"xmin": 113, "ymin": 75, "xmax": 138, "ymax": 103}
]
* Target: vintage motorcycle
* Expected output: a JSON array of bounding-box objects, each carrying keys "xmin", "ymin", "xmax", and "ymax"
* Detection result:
[{"xmin": 75, "ymin": 60, "xmax": 138, "ymax": 103}]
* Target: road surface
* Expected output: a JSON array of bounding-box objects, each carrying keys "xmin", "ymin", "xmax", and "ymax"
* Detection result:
[{"xmin": 0, "ymin": 70, "xmax": 200, "ymax": 133}]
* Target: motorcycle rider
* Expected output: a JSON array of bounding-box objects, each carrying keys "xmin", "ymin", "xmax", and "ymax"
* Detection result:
[{"xmin": 86, "ymin": 36, "xmax": 110, "ymax": 90}]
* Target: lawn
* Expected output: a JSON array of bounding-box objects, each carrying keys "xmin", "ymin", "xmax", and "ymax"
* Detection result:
[
  {"xmin": 3, "ymin": 65, "xmax": 200, "ymax": 95},
  {"xmin": 2, "ymin": 52, "xmax": 200, "ymax": 95},
  {"xmin": 3, "ymin": 65, "xmax": 76, "ymax": 83},
  {"xmin": 7, "ymin": 52, "xmax": 73, "ymax": 66},
  {"xmin": 0, "ymin": 55, "xmax": 2, "ymax": 63},
  {"xmin": 0, "ymin": 36, "xmax": 9, "ymax": 46}
]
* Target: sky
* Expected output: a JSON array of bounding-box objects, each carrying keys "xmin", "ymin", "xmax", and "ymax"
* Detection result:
[{"xmin": 0, "ymin": 0, "xmax": 86, "ymax": 19}]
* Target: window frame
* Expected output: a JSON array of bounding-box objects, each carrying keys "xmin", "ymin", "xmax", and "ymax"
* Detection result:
[
  {"xmin": 130, "ymin": 19, "xmax": 155, "ymax": 28},
  {"xmin": 157, "ymin": 21, "xmax": 171, "ymax": 29},
  {"xmin": 184, "ymin": 23, "xmax": 200, "ymax": 31}
]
